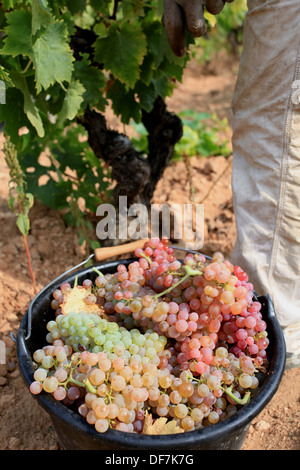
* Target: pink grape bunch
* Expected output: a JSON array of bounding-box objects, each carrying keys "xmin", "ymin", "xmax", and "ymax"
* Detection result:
[
  {"xmin": 131, "ymin": 238, "xmax": 270, "ymax": 378},
  {"xmin": 29, "ymin": 237, "xmax": 270, "ymax": 435}
]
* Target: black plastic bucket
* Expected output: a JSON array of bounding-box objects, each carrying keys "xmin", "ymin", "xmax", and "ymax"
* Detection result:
[{"xmin": 16, "ymin": 259, "xmax": 286, "ymax": 450}]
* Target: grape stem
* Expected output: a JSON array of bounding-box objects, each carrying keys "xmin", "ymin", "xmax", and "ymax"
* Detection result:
[
  {"xmin": 92, "ymin": 267, "xmax": 104, "ymax": 277},
  {"xmin": 58, "ymin": 361, "xmax": 89, "ymax": 390},
  {"xmin": 152, "ymin": 265, "xmax": 202, "ymax": 300},
  {"xmin": 153, "ymin": 273, "xmax": 190, "ymax": 299},
  {"xmin": 68, "ymin": 377, "xmax": 86, "ymax": 388},
  {"xmin": 60, "ymin": 372, "xmax": 97, "ymax": 394},
  {"xmin": 83, "ymin": 378, "xmax": 97, "ymax": 394},
  {"xmin": 183, "ymin": 265, "xmax": 203, "ymax": 276},
  {"xmin": 222, "ymin": 386, "xmax": 251, "ymax": 405},
  {"xmin": 140, "ymin": 252, "xmax": 152, "ymax": 264}
]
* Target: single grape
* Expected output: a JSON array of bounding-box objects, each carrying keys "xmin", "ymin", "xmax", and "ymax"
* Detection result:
[
  {"xmin": 95, "ymin": 419, "xmax": 109, "ymax": 433},
  {"xmin": 53, "ymin": 387, "xmax": 67, "ymax": 401},
  {"xmin": 43, "ymin": 376, "xmax": 58, "ymax": 393},
  {"xmin": 30, "ymin": 381, "xmax": 43, "ymax": 394}
]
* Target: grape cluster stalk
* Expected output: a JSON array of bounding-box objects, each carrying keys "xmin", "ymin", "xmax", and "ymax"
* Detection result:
[{"xmin": 29, "ymin": 237, "xmax": 270, "ymax": 435}]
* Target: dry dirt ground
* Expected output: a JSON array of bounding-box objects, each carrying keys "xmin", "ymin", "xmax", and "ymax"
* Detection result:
[{"xmin": 0, "ymin": 55, "xmax": 299, "ymax": 451}]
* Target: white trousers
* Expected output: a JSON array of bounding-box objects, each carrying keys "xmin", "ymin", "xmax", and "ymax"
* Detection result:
[{"xmin": 231, "ymin": 0, "xmax": 300, "ymax": 356}]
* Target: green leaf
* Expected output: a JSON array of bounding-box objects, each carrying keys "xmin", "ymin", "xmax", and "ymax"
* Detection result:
[
  {"xmin": 31, "ymin": 178, "xmax": 58, "ymax": 209},
  {"xmin": 25, "ymin": 193, "xmax": 34, "ymax": 211},
  {"xmin": 1, "ymin": 10, "xmax": 33, "ymax": 59},
  {"xmin": 73, "ymin": 54, "xmax": 106, "ymax": 109},
  {"xmin": 74, "ymin": 5, "xmax": 95, "ymax": 29},
  {"xmin": 134, "ymin": 81, "xmax": 156, "ymax": 112},
  {"xmin": 16, "ymin": 213, "xmax": 30, "ymax": 236},
  {"xmin": 159, "ymin": 58, "xmax": 184, "ymax": 82},
  {"xmin": 90, "ymin": 240, "xmax": 101, "ymax": 250},
  {"xmin": 31, "ymin": 0, "xmax": 54, "ymax": 36},
  {"xmin": 142, "ymin": 20, "xmax": 162, "ymax": 57},
  {"xmin": 131, "ymin": 121, "xmax": 149, "ymax": 155},
  {"xmin": 8, "ymin": 195, "xmax": 15, "ymax": 211},
  {"xmin": 107, "ymin": 79, "xmax": 141, "ymax": 124},
  {"xmin": 94, "ymin": 21, "xmax": 147, "ymax": 89},
  {"xmin": 84, "ymin": 148, "xmax": 101, "ymax": 168},
  {"xmin": 155, "ymin": 27, "xmax": 185, "ymax": 68},
  {"xmin": 89, "ymin": 0, "xmax": 110, "ymax": 14},
  {"xmin": 32, "ymin": 21, "xmax": 74, "ymax": 93},
  {"xmin": 93, "ymin": 22, "xmax": 108, "ymax": 39},
  {"xmin": 0, "ymin": 87, "xmax": 32, "ymax": 145},
  {"xmin": 157, "ymin": 0, "xmax": 164, "ymax": 16},
  {"xmin": 57, "ymin": 79, "xmax": 85, "ymax": 125},
  {"xmin": 139, "ymin": 52, "xmax": 156, "ymax": 86},
  {"xmin": 121, "ymin": 0, "xmax": 145, "ymax": 18},
  {"xmin": 153, "ymin": 75, "xmax": 174, "ymax": 99},
  {"xmin": 12, "ymin": 73, "xmax": 45, "ymax": 137},
  {"xmin": 65, "ymin": 0, "xmax": 86, "ymax": 15},
  {"xmin": 2, "ymin": 0, "xmax": 23, "ymax": 8}
]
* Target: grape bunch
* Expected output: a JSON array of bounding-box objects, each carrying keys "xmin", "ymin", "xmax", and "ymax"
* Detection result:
[{"xmin": 29, "ymin": 237, "xmax": 270, "ymax": 435}]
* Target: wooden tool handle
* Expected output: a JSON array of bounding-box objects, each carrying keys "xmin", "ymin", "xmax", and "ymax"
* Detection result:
[{"xmin": 94, "ymin": 239, "xmax": 149, "ymax": 262}]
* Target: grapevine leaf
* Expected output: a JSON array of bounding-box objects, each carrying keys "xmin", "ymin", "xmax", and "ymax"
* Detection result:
[
  {"xmin": 157, "ymin": 0, "xmax": 164, "ymax": 15},
  {"xmin": 74, "ymin": 4, "xmax": 95, "ymax": 29},
  {"xmin": 89, "ymin": 0, "xmax": 111, "ymax": 14},
  {"xmin": 1, "ymin": 10, "xmax": 33, "ymax": 59},
  {"xmin": 31, "ymin": 178, "xmax": 58, "ymax": 209},
  {"xmin": 0, "ymin": 87, "xmax": 32, "ymax": 145},
  {"xmin": 65, "ymin": 0, "xmax": 87, "ymax": 15},
  {"xmin": 2, "ymin": 0, "xmax": 14, "ymax": 7},
  {"xmin": 134, "ymin": 81, "xmax": 156, "ymax": 113},
  {"xmin": 31, "ymin": 0, "xmax": 54, "ymax": 36},
  {"xmin": 155, "ymin": 28, "xmax": 186, "ymax": 68},
  {"xmin": 142, "ymin": 20, "xmax": 162, "ymax": 57},
  {"xmin": 106, "ymin": 79, "xmax": 140, "ymax": 124},
  {"xmin": 93, "ymin": 22, "xmax": 108, "ymax": 39},
  {"xmin": 60, "ymin": 286, "xmax": 102, "ymax": 315},
  {"xmin": 94, "ymin": 22, "xmax": 147, "ymax": 89},
  {"xmin": 139, "ymin": 52, "xmax": 156, "ymax": 86},
  {"xmin": 73, "ymin": 54, "xmax": 106, "ymax": 109},
  {"xmin": 122, "ymin": 0, "xmax": 145, "ymax": 18},
  {"xmin": 159, "ymin": 58, "xmax": 184, "ymax": 82},
  {"xmin": 32, "ymin": 21, "xmax": 74, "ymax": 93},
  {"xmin": 142, "ymin": 415, "xmax": 184, "ymax": 435},
  {"xmin": 143, "ymin": 20, "xmax": 185, "ymax": 69},
  {"xmin": 12, "ymin": 73, "xmax": 45, "ymax": 137},
  {"xmin": 153, "ymin": 75, "xmax": 175, "ymax": 99},
  {"xmin": 16, "ymin": 213, "xmax": 30, "ymax": 236},
  {"xmin": 2, "ymin": 0, "xmax": 23, "ymax": 8},
  {"xmin": 57, "ymin": 79, "xmax": 85, "ymax": 125},
  {"xmin": 84, "ymin": 148, "xmax": 102, "ymax": 169}
]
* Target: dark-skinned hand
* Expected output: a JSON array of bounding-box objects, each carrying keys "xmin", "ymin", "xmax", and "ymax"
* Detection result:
[{"xmin": 163, "ymin": 0, "xmax": 235, "ymax": 57}]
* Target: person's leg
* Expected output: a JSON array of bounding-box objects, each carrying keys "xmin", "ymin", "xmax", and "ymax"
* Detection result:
[{"xmin": 231, "ymin": 0, "xmax": 300, "ymax": 364}]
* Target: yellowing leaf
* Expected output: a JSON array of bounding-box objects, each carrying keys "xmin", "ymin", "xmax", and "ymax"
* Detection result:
[
  {"xmin": 61, "ymin": 286, "xmax": 102, "ymax": 315},
  {"xmin": 143, "ymin": 414, "xmax": 184, "ymax": 435}
]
